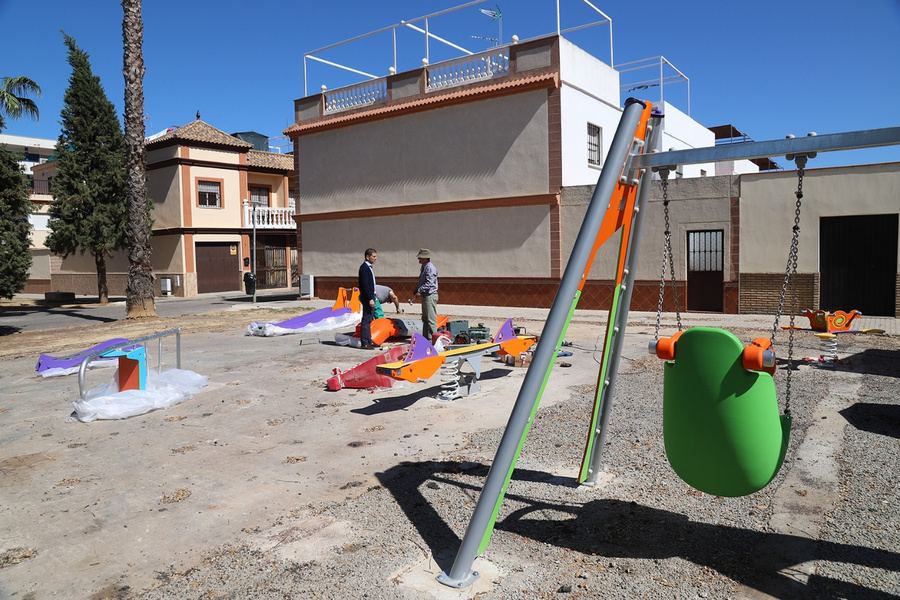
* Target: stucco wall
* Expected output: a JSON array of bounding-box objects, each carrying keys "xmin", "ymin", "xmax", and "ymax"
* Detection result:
[
  {"xmin": 559, "ymin": 86, "xmax": 623, "ymax": 187},
  {"xmin": 189, "ymin": 147, "xmax": 240, "ymax": 165},
  {"xmin": 741, "ymin": 163, "xmax": 900, "ymax": 273},
  {"xmin": 300, "ymin": 204, "xmax": 551, "ymax": 280},
  {"xmin": 296, "ymin": 90, "xmax": 550, "ymax": 213},
  {"xmin": 148, "ymin": 164, "xmax": 182, "ymax": 229},
  {"xmin": 561, "ymin": 175, "xmax": 736, "ymax": 280},
  {"xmin": 188, "ymin": 168, "xmax": 243, "ymax": 228}
]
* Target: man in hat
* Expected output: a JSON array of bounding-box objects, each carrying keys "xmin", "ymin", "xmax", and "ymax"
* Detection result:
[{"xmin": 412, "ymin": 248, "xmax": 439, "ymax": 339}]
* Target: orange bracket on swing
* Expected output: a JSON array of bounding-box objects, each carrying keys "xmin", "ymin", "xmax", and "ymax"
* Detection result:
[
  {"xmin": 653, "ymin": 332, "xmax": 776, "ymax": 376},
  {"xmin": 742, "ymin": 338, "xmax": 777, "ymax": 375}
]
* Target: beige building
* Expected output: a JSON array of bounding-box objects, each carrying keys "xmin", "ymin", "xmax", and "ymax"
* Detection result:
[
  {"xmin": 26, "ymin": 120, "xmax": 296, "ymax": 297},
  {"xmin": 286, "ymin": 32, "xmax": 899, "ymax": 317}
]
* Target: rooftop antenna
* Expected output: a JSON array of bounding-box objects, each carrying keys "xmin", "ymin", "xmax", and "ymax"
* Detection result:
[{"xmin": 478, "ymin": 4, "xmax": 502, "ymax": 45}]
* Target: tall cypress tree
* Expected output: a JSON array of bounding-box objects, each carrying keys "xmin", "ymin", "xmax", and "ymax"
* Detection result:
[
  {"xmin": 0, "ymin": 76, "xmax": 41, "ymax": 299},
  {"xmin": 0, "ymin": 137, "xmax": 34, "ymax": 299},
  {"xmin": 46, "ymin": 32, "xmax": 127, "ymax": 304}
]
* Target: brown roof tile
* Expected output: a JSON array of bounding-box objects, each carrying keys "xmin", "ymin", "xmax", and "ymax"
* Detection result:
[
  {"xmin": 248, "ymin": 150, "xmax": 293, "ymax": 171},
  {"xmin": 147, "ymin": 120, "xmax": 253, "ymax": 149}
]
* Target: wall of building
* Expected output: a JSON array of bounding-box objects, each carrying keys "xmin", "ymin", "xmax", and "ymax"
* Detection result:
[
  {"xmin": 657, "ymin": 101, "xmax": 716, "ymax": 178},
  {"xmin": 187, "ymin": 167, "xmax": 243, "ymax": 228},
  {"xmin": 147, "ymin": 164, "xmax": 182, "ymax": 229},
  {"xmin": 301, "ymin": 203, "xmax": 552, "ymax": 281},
  {"xmin": 741, "ymin": 162, "xmax": 900, "ymax": 272},
  {"xmin": 296, "ymin": 90, "xmax": 551, "ymax": 213}
]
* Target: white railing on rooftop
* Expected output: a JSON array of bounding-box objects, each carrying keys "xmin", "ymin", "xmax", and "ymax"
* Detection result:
[
  {"xmin": 324, "ymin": 80, "xmax": 388, "ymax": 114},
  {"xmin": 243, "ymin": 204, "xmax": 296, "ymax": 229},
  {"xmin": 426, "ymin": 47, "xmax": 509, "ymax": 92}
]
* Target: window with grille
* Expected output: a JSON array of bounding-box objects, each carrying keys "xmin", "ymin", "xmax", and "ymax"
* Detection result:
[
  {"xmin": 587, "ymin": 123, "xmax": 602, "ymax": 166},
  {"xmin": 198, "ymin": 180, "xmax": 221, "ymax": 208},
  {"xmin": 250, "ymin": 186, "xmax": 269, "ymax": 207},
  {"xmin": 687, "ymin": 230, "xmax": 724, "ymax": 272}
]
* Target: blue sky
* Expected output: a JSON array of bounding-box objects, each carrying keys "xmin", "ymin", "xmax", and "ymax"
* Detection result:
[{"xmin": 1, "ymin": 0, "xmax": 898, "ymax": 167}]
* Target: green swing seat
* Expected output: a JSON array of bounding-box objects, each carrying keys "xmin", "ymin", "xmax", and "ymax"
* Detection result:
[{"xmin": 662, "ymin": 327, "xmax": 791, "ymax": 497}]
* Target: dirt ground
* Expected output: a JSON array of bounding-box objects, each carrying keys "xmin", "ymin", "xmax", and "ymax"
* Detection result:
[{"xmin": 0, "ymin": 305, "xmax": 306, "ymax": 361}]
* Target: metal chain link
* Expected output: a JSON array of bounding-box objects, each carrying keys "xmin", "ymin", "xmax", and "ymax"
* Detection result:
[
  {"xmin": 770, "ymin": 163, "xmax": 804, "ymax": 415},
  {"xmin": 654, "ymin": 173, "xmax": 682, "ymax": 340}
]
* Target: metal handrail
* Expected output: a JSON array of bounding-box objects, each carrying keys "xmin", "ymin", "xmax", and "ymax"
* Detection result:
[{"xmin": 77, "ymin": 328, "xmax": 182, "ymax": 401}]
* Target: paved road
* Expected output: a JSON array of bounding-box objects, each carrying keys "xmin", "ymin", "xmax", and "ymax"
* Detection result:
[{"xmin": 0, "ymin": 290, "xmax": 302, "ymax": 334}]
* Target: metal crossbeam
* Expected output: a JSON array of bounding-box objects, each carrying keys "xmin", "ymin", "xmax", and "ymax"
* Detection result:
[{"xmin": 631, "ymin": 126, "xmax": 900, "ymax": 169}]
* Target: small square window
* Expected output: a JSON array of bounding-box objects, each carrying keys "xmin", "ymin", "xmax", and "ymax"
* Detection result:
[
  {"xmin": 198, "ymin": 181, "xmax": 221, "ymax": 208},
  {"xmin": 587, "ymin": 123, "xmax": 602, "ymax": 167}
]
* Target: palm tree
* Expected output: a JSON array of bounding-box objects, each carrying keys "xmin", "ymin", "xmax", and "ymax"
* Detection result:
[
  {"xmin": 122, "ymin": 0, "xmax": 157, "ymax": 318},
  {"xmin": 0, "ymin": 76, "xmax": 41, "ymax": 130}
]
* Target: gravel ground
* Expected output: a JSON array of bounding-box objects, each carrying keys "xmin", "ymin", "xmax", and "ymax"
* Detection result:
[{"xmin": 128, "ymin": 326, "xmax": 900, "ymax": 600}]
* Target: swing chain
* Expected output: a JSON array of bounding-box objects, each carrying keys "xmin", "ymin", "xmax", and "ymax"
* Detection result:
[
  {"xmin": 771, "ymin": 159, "xmax": 806, "ymax": 415},
  {"xmin": 655, "ymin": 171, "xmax": 683, "ymax": 339}
]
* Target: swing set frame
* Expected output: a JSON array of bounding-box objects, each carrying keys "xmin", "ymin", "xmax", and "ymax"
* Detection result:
[{"xmin": 436, "ymin": 99, "xmax": 900, "ymax": 588}]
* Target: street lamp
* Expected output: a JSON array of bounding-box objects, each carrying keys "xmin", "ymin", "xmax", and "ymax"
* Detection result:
[{"xmin": 245, "ymin": 198, "xmax": 267, "ymax": 304}]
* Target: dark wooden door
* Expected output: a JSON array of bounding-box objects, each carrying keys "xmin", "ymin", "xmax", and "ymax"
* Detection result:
[
  {"xmin": 196, "ymin": 243, "xmax": 241, "ymax": 293},
  {"xmin": 820, "ymin": 214, "xmax": 898, "ymax": 316},
  {"xmin": 686, "ymin": 230, "xmax": 724, "ymax": 312}
]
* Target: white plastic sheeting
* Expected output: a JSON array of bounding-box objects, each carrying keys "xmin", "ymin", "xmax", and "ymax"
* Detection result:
[
  {"xmin": 69, "ymin": 369, "xmax": 209, "ymax": 422},
  {"xmin": 247, "ymin": 310, "xmax": 360, "ymax": 337}
]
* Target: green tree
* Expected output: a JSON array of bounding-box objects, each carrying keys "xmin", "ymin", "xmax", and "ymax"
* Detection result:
[
  {"xmin": 0, "ymin": 75, "xmax": 41, "ymax": 298},
  {"xmin": 122, "ymin": 0, "xmax": 156, "ymax": 318},
  {"xmin": 46, "ymin": 33, "xmax": 128, "ymax": 304}
]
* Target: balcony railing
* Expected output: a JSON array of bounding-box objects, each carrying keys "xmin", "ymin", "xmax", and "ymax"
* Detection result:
[
  {"xmin": 324, "ymin": 80, "xmax": 388, "ymax": 114},
  {"xmin": 29, "ymin": 179, "xmax": 52, "ymax": 195},
  {"xmin": 243, "ymin": 203, "xmax": 296, "ymax": 229},
  {"xmin": 426, "ymin": 47, "xmax": 510, "ymax": 92}
]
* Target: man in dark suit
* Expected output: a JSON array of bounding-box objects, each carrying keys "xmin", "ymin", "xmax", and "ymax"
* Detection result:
[{"xmin": 357, "ymin": 248, "xmax": 378, "ymax": 349}]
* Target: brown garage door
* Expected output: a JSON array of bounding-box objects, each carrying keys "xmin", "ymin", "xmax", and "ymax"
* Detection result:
[{"xmin": 196, "ymin": 243, "xmax": 241, "ymax": 293}]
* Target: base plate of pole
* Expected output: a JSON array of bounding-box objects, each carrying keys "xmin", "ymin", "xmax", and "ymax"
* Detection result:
[{"xmin": 436, "ymin": 569, "xmax": 480, "ymax": 588}]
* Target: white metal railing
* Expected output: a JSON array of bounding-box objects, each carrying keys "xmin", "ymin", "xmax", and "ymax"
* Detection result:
[
  {"xmin": 324, "ymin": 79, "xmax": 388, "ymax": 114},
  {"xmin": 426, "ymin": 47, "xmax": 509, "ymax": 92},
  {"xmin": 243, "ymin": 204, "xmax": 296, "ymax": 229}
]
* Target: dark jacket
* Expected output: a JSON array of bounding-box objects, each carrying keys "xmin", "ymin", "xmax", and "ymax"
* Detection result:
[{"xmin": 358, "ymin": 261, "xmax": 376, "ymax": 304}]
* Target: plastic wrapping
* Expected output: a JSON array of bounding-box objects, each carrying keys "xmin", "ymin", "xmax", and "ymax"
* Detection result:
[
  {"xmin": 247, "ymin": 309, "xmax": 361, "ymax": 337},
  {"xmin": 70, "ymin": 368, "xmax": 208, "ymax": 422}
]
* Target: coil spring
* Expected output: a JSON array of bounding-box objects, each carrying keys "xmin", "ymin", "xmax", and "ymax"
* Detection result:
[
  {"xmin": 439, "ymin": 359, "xmax": 462, "ymax": 400},
  {"xmin": 819, "ymin": 334, "xmax": 839, "ymax": 367}
]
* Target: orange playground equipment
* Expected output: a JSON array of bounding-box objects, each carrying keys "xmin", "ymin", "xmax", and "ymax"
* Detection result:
[{"xmin": 376, "ymin": 318, "xmax": 536, "ymax": 400}]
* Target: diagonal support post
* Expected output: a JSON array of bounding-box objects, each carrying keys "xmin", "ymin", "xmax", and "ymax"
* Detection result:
[{"xmin": 437, "ymin": 98, "xmax": 655, "ymax": 588}]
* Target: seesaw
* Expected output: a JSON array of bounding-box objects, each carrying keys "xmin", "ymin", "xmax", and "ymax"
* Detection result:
[
  {"xmin": 781, "ymin": 309, "xmax": 884, "ymax": 335},
  {"xmin": 376, "ymin": 318, "xmax": 536, "ymax": 400},
  {"xmin": 246, "ymin": 287, "xmax": 362, "ymax": 336}
]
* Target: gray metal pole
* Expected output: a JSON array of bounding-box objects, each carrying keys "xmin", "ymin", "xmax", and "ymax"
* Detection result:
[
  {"xmin": 438, "ymin": 98, "xmax": 650, "ymax": 588},
  {"xmin": 632, "ymin": 126, "xmax": 900, "ymax": 169},
  {"xmin": 584, "ymin": 113, "xmax": 663, "ymax": 483}
]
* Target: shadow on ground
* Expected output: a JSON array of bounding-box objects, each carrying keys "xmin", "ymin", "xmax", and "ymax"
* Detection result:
[{"xmin": 377, "ymin": 460, "xmax": 900, "ymax": 600}]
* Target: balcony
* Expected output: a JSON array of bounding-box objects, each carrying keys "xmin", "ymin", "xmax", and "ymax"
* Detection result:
[
  {"xmin": 243, "ymin": 201, "xmax": 297, "ymax": 229},
  {"xmin": 426, "ymin": 47, "xmax": 509, "ymax": 92},
  {"xmin": 320, "ymin": 47, "xmax": 511, "ymax": 116}
]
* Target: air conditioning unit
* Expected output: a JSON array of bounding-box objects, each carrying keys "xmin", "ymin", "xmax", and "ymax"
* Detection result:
[{"xmin": 300, "ymin": 274, "xmax": 314, "ymax": 298}]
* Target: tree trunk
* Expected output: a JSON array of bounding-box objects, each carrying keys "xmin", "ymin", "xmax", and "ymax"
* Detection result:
[
  {"xmin": 94, "ymin": 250, "xmax": 109, "ymax": 304},
  {"xmin": 122, "ymin": 0, "xmax": 157, "ymax": 319}
]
